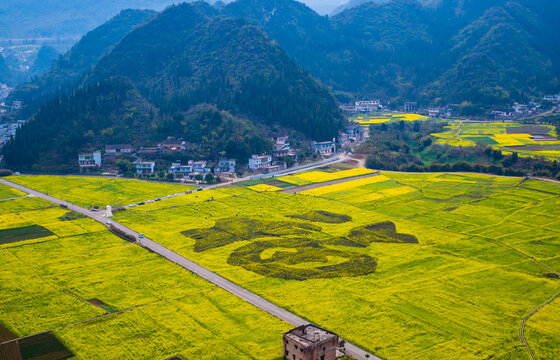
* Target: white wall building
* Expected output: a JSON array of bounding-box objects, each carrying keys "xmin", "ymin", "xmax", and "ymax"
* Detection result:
[
  {"xmin": 248, "ymin": 155, "xmax": 272, "ymax": 170},
  {"xmin": 78, "ymin": 152, "xmax": 102, "ymax": 167}
]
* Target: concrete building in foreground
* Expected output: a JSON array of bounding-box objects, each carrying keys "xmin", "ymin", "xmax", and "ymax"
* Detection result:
[{"xmin": 283, "ymin": 325, "xmax": 339, "ymax": 360}]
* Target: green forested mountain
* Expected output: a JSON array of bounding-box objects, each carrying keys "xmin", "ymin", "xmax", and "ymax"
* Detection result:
[
  {"xmin": 331, "ymin": 0, "xmax": 389, "ymax": 15},
  {"xmin": 2, "ymin": 2, "xmax": 343, "ymax": 172},
  {"xmin": 222, "ymin": 0, "xmax": 560, "ymax": 107},
  {"xmin": 10, "ymin": 9, "xmax": 156, "ymax": 117},
  {"xmin": 0, "ymin": 55, "xmax": 11, "ymax": 85},
  {"xmin": 29, "ymin": 46, "xmax": 59, "ymax": 78}
]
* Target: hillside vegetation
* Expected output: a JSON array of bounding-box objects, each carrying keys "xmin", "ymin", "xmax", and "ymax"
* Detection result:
[
  {"xmin": 2, "ymin": 3, "xmax": 343, "ymax": 172},
  {"xmin": 223, "ymin": 0, "xmax": 560, "ymax": 107}
]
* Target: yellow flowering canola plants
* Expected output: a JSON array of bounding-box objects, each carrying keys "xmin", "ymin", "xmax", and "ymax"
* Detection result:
[
  {"xmin": 279, "ymin": 167, "xmax": 375, "ymax": 186},
  {"xmin": 0, "ymin": 196, "xmax": 290, "ymax": 360},
  {"xmin": 2, "ymin": 171, "xmax": 559, "ymax": 360},
  {"xmin": 247, "ymin": 184, "xmax": 283, "ymax": 192},
  {"xmin": 6, "ymin": 175, "xmax": 194, "ymax": 208},
  {"xmin": 110, "ymin": 170, "xmax": 560, "ymax": 360}
]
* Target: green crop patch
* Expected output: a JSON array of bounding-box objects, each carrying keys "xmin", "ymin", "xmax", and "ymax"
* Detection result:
[
  {"xmin": 18, "ymin": 332, "xmax": 73, "ymax": 360},
  {"xmin": 286, "ymin": 210, "xmax": 352, "ymax": 224},
  {"xmin": 228, "ymin": 238, "xmax": 377, "ymax": 280},
  {"xmin": 329, "ymin": 222, "xmax": 418, "ymax": 247},
  {"xmin": 182, "ymin": 217, "xmax": 322, "ymax": 252},
  {"xmin": 0, "ymin": 225, "xmax": 54, "ymax": 245},
  {"xmin": 58, "ymin": 211, "xmax": 87, "ymax": 221},
  {"xmin": 463, "ymin": 136, "xmax": 498, "ymax": 145}
]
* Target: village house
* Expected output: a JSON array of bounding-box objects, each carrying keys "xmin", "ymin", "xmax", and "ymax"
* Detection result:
[
  {"xmin": 248, "ymin": 154, "xmax": 272, "ymax": 170},
  {"xmin": 283, "ymin": 325, "xmax": 339, "ymax": 360},
  {"xmin": 428, "ymin": 108, "xmax": 440, "ymax": 117},
  {"xmin": 78, "ymin": 152, "xmax": 102, "ymax": 167},
  {"xmin": 215, "ymin": 158, "xmax": 236, "ymax": 173},
  {"xmin": 188, "ymin": 160, "xmax": 211, "ymax": 174},
  {"xmin": 338, "ymin": 123, "xmax": 362, "ymax": 148},
  {"xmin": 404, "ymin": 102, "xmax": 418, "ymax": 112},
  {"xmin": 273, "ymin": 136, "xmax": 298, "ymax": 161},
  {"xmin": 543, "ymin": 94, "xmax": 560, "ymax": 102},
  {"xmin": 105, "ymin": 144, "xmax": 133, "ymax": 155},
  {"xmin": 492, "ymin": 110, "xmax": 513, "ymax": 119},
  {"xmin": 273, "ymin": 136, "xmax": 291, "ymax": 157},
  {"xmin": 311, "ymin": 139, "xmax": 336, "ymax": 155},
  {"xmin": 513, "ymin": 103, "xmax": 529, "ymax": 113},
  {"xmin": 158, "ymin": 139, "xmax": 187, "ymax": 151},
  {"xmin": 168, "ymin": 162, "xmax": 193, "ymax": 177},
  {"xmin": 136, "ymin": 160, "xmax": 155, "ymax": 175},
  {"xmin": 355, "ymin": 100, "xmax": 381, "ymax": 113}
]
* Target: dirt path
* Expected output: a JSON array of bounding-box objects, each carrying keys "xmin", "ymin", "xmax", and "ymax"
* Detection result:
[
  {"xmin": 281, "ymin": 172, "xmax": 380, "ymax": 194},
  {"xmin": 520, "ymin": 292, "xmax": 560, "ymax": 360}
]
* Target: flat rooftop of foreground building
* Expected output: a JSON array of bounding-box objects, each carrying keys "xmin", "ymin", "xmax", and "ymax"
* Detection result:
[{"xmin": 284, "ymin": 325, "xmax": 338, "ymax": 347}]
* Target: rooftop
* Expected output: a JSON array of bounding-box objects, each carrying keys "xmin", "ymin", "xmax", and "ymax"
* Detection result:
[
  {"xmin": 106, "ymin": 144, "xmax": 132, "ymax": 149},
  {"xmin": 284, "ymin": 325, "xmax": 337, "ymax": 347}
]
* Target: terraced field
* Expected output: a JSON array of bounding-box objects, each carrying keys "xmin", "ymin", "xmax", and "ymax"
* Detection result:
[
  {"xmin": 2, "ymin": 173, "xmax": 559, "ymax": 359},
  {"xmin": 111, "ymin": 171, "xmax": 560, "ymax": 360},
  {"xmin": 0, "ymin": 194, "xmax": 290, "ymax": 359},
  {"xmin": 433, "ymin": 122, "xmax": 560, "ymax": 159}
]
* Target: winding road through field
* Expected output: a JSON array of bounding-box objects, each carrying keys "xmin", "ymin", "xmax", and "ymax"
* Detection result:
[{"xmin": 0, "ymin": 177, "xmax": 382, "ymax": 360}]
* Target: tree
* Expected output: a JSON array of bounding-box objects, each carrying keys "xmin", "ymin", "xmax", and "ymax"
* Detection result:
[
  {"xmin": 116, "ymin": 159, "xmax": 133, "ymax": 174},
  {"xmin": 204, "ymin": 173, "xmax": 215, "ymax": 183}
]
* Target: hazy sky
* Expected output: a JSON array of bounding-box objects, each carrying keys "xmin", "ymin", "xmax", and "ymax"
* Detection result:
[{"xmin": 301, "ymin": 0, "xmax": 347, "ymax": 14}]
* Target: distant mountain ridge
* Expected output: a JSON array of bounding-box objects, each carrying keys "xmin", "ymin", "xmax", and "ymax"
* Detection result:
[
  {"xmin": 10, "ymin": 9, "xmax": 156, "ymax": 117},
  {"xmin": 221, "ymin": 0, "xmax": 560, "ymax": 108}
]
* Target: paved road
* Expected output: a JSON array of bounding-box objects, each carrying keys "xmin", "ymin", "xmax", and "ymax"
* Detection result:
[
  {"xmin": 281, "ymin": 172, "xmax": 380, "ymax": 194},
  {"xmin": 0, "ymin": 178, "xmax": 382, "ymax": 360}
]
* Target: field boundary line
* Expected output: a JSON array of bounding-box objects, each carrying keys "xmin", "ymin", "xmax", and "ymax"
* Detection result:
[{"xmin": 520, "ymin": 291, "xmax": 560, "ymax": 360}]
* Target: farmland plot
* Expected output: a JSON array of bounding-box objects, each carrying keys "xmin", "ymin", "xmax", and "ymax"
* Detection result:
[
  {"xmin": 6, "ymin": 176, "xmax": 193, "ymax": 208},
  {"xmin": 0, "ymin": 197, "xmax": 290, "ymax": 359},
  {"xmin": 113, "ymin": 172, "xmax": 560, "ymax": 360}
]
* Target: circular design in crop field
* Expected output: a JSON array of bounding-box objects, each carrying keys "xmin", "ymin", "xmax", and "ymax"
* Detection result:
[{"xmin": 227, "ymin": 238, "xmax": 377, "ymax": 281}]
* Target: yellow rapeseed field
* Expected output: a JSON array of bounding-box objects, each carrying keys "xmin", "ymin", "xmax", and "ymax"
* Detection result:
[
  {"xmin": 247, "ymin": 184, "xmax": 283, "ymax": 192},
  {"xmin": 279, "ymin": 168, "xmax": 375, "ymax": 185},
  {"xmin": 0, "ymin": 195, "xmax": 290, "ymax": 359},
  {"xmin": 3, "ymin": 172, "xmax": 560, "ymax": 360},
  {"xmin": 299, "ymin": 174, "xmax": 390, "ymax": 196}
]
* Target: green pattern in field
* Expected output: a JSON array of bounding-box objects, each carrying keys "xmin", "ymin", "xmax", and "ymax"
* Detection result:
[
  {"xmin": 6, "ymin": 176, "xmax": 194, "ymax": 208},
  {"xmin": 113, "ymin": 171, "xmax": 560, "ymax": 360},
  {"xmin": 0, "ymin": 197, "xmax": 290, "ymax": 359}
]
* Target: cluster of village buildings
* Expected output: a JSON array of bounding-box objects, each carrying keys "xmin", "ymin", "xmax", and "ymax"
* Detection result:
[
  {"xmin": 340, "ymin": 95, "xmax": 560, "ymax": 119},
  {"xmin": 0, "ymin": 98, "xmax": 21, "ymax": 115},
  {"xmin": 77, "ymin": 126, "xmax": 365, "ymax": 179},
  {"xmin": 339, "ymin": 100, "xmax": 454, "ymax": 119},
  {"xmin": 0, "ymin": 84, "xmax": 13, "ymax": 102},
  {"xmin": 0, "ymin": 119, "xmax": 25, "ymax": 148}
]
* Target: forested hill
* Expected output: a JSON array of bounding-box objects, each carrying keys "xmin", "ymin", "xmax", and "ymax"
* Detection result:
[
  {"xmin": 222, "ymin": 0, "xmax": 560, "ymax": 108},
  {"xmin": 2, "ymin": 2, "xmax": 343, "ymax": 172},
  {"xmin": 0, "ymin": 55, "xmax": 11, "ymax": 85},
  {"xmin": 9, "ymin": 9, "xmax": 157, "ymax": 118}
]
